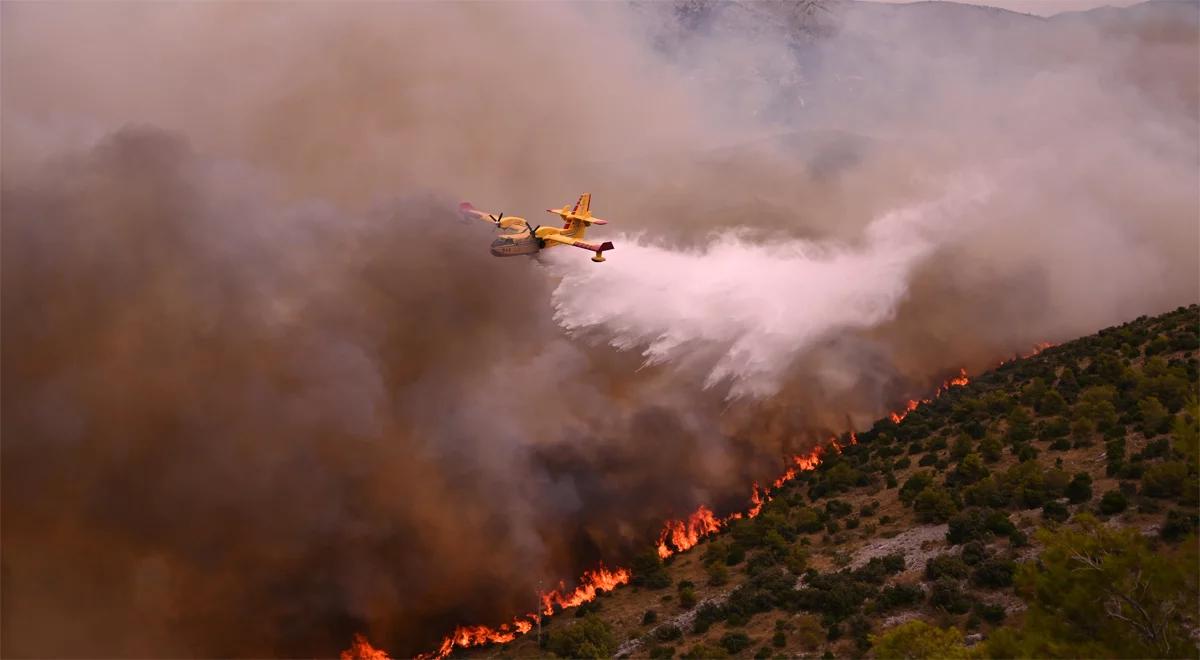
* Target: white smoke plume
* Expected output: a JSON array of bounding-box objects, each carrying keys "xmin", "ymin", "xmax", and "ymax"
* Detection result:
[{"xmin": 548, "ymin": 176, "xmax": 993, "ymax": 397}]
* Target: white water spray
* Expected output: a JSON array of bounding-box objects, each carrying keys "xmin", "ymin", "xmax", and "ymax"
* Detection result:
[{"xmin": 546, "ymin": 178, "xmax": 993, "ymax": 398}]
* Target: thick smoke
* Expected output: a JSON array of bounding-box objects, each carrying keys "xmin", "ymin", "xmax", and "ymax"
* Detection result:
[{"xmin": 3, "ymin": 1, "xmax": 1197, "ymax": 657}]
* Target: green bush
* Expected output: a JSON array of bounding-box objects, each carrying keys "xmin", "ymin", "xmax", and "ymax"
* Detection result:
[
  {"xmin": 874, "ymin": 584, "xmax": 923, "ymax": 612},
  {"xmin": 1141, "ymin": 461, "xmax": 1188, "ymax": 498},
  {"xmin": 960, "ymin": 541, "xmax": 989, "ymax": 565},
  {"xmin": 706, "ymin": 561, "xmax": 729, "ymax": 586},
  {"xmin": 925, "ymin": 554, "xmax": 970, "ymax": 580},
  {"xmin": 725, "ymin": 544, "xmax": 746, "ymax": 566},
  {"xmin": 973, "ymin": 601, "xmax": 1006, "ymax": 624},
  {"xmin": 1066, "ymin": 472, "xmax": 1093, "ymax": 504},
  {"xmin": 1160, "ymin": 509, "xmax": 1198, "ymax": 542},
  {"xmin": 980, "ymin": 436, "xmax": 1003, "ymax": 462},
  {"xmin": 692, "ymin": 603, "xmax": 724, "ymax": 634},
  {"xmin": 681, "ymin": 643, "xmax": 728, "ymax": 659},
  {"xmin": 632, "ymin": 550, "xmax": 673, "ymax": 589},
  {"xmin": 971, "ymin": 558, "xmax": 1016, "ymax": 588},
  {"xmin": 870, "ymin": 620, "xmax": 971, "ymax": 659},
  {"xmin": 899, "ymin": 471, "xmax": 934, "ymax": 505},
  {"xmin": 1099, "ymin": 490, "xmax": 1128, "ymax": 515},
  {"xmin": 914, "ymin": 485, "xmax": 959, "ymax": 523},
  {"xmin": 719, "ymin": 632, "xmax": 752, "ymax": 654},
  {"xmin": 1042, "ymin": 500, "xmax": 1069, "ymax": 522},
  {"xmin": 546, "ymin": 615, "xmax": 616, "ymax": 659},
  {"xmin": 928, "ymin": 578, "xmax": 972, "ymax": 614},
  {"xmin": 642, "ymin": 609, "xmax": 658, "ymax": 625},
  {"xmin": 654, "ymin": 625, "xmax": 683, "ymax": 642}
]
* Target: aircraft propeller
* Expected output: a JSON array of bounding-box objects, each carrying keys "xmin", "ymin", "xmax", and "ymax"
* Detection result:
[{"xmin": 487, "ymin": 212, "xmax": 505, "ymax": 225}]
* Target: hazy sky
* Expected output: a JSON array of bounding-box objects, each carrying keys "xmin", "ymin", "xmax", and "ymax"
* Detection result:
[{"xmin": 873, "ymin": 0, "xmax": 1145, "ymax": 16}]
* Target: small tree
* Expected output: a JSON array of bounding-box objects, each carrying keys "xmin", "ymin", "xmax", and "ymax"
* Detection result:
[
  {"xmin": 1066, "ymin": 472, "xmax": 1093, "ymax": 504},
  {"xmin": 1137, "ymin": 397, "xmax": 1170, "ymax": 437},
  {"xmin": 870, "ymin": 620, "xmax": 970, "ymax": 659},
  {"xmin": 1099, "ymin": 490, "xmax": 1128, "ymax": 515},
  {"xmin": 546, "ymin": 615, "xmax": 617, "ymax": 658},
  {"xmin": 987, "ymin": 515, "xmax": 1199, "ymax": 658}
]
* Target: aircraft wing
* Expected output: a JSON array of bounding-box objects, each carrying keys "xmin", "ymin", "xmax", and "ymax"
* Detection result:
[
  {"xmin": 459, "ymin": 201, "xmax": 494, "ymax": 223},
  {"xmin": 499, "ymin": 217, "xmax": 531, "ymax": 240},
  {"xmin": 543, "ymin": 233, "xmax": 615, "ymax": 260},
  {"xmin": 541, "ymin": 233, "xmax": 580, "ymax": 247},
  {"xmin": 497, "ymin": 217, "xmax": 529, "ymax": 232}
]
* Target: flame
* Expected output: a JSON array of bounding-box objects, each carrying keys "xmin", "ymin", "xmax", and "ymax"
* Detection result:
[
  {"xmin": 540, "ymin": 564, "xmax": 631, "ymax": 614},
  {"xmin": 390, "ymin": 564, "xmax": 631, "ymax": 660},
  {"xmin": 998, "ymin": 342, "xmax": 1058, "ymax": 367},
  {"xmin": 889, "ymin": 399, "xmax": 922, "ymax": 424},
  {"xmin": 341, "ymin": 634, "xmax": 392, "ymax": 660},
  {"xmin": 942, "ymin": 367, "xmax": 969, "ymax": 389},
  {"xmin": 656, "ymin": 504, "xmax": 723, "ymax": 558},
  {"xmin": 889, "ymin": 368, "xmax": 971, "ymax": 424},
  {"xmin": 746, "ymin": 483, "xmax": 765, "ymax": 519},
  {"xmin": 351, "ymin": 360, "xmax": 997, "ymax": 660}
]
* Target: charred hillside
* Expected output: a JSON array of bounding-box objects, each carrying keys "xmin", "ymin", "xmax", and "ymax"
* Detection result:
[{"xmin": 469, "ymin": 304, "xmax": 1199, "ymax": 659}]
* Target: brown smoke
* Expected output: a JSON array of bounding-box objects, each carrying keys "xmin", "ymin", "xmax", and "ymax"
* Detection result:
[{"xmin": 3, "ymin": 1, "xmax": 1197, "ymax": 657}]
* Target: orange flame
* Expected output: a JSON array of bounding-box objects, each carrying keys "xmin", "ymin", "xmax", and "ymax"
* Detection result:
[
  {"xmin": 341, "ymin": 634, "xmax": 392, "ymax": 660},
  {"xmin": 889, "ymin": 368, "xmax": 971, "ymax": 424},
  {"xmin": 540, "ymin": 564, "xmax": 631, "ymax": 614},
  {"xmin": 656, "ymin": 505, "xmax": 723, "ymax": 558},
  {"xmin": 998, "ymin": 342, "xmax": 1058, "ymax": 367},
  {"xmin": 889, "ymin": 399, "xmax": 922, "ymax": 424},
  {"xmin": 353, "ymin": 361, "xmax": 995, "ymax": 660},
  {"xmin": 392, "ymin": 563, "xmax": 631, "ymax": 660},
  {"xmin": 746, "ymin": 483, "xmax": 766, "ymax": 519}
]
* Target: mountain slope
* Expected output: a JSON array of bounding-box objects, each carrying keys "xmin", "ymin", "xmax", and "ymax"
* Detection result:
[{"xmin": 478, "ymin": 303, "xmax": 1198, "ymax": 659}]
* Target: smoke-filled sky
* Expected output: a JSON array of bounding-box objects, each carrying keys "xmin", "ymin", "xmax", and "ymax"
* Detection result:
[
  {"xmin": 875, "ymin": 0, "xmax": 1142, "ymax": 16},
  {"xmin": 3, "ymin": 1, "xmax": 1197, "ymax": 657}
]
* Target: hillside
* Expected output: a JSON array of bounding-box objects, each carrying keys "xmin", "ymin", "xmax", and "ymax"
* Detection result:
[{"xmin": 470, "ymin": 304, "xmax": 1199, "ymax": 659}]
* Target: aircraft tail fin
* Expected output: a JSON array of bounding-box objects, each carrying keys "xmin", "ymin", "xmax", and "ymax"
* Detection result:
[{"xmin": 572, "ymin": 193, "xmax": 591, "ymax": 217}]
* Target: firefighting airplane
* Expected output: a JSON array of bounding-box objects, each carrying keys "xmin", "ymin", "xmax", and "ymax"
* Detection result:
[{"xmin": 459, "ymin": 193, "xmax": 615, "ymax": 263}]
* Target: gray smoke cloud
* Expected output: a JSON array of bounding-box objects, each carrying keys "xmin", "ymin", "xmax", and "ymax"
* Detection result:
[{"xmin": 3, "ymin": 1, "xmax": 1197, "ymax": 656}]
